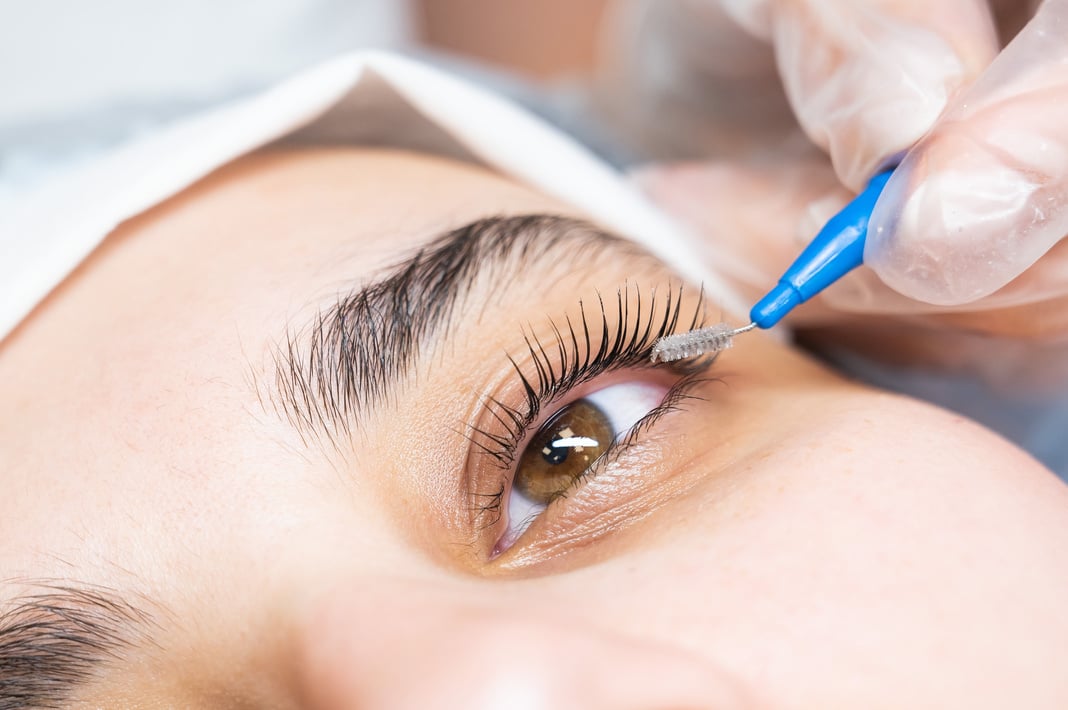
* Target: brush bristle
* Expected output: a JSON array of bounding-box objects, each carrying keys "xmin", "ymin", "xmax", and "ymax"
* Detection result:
[{"xmin": 650, "ymin": 323, "xmax": 736, "ymax": 363}]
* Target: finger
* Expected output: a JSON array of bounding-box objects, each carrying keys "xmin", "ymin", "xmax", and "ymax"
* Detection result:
[
  {"xmin": 866, "ymin": 0, "xmax": 1068, "ymax": 306},
  {"xmin": 633, "ymin": 157, "xmax": 1068, "ymax": 347},
  {"xmin": 764, "ymin": 0, "xmax": 1000, "ymax": 190}
]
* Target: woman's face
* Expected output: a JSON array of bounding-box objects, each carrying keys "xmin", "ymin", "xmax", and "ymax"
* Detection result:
[{"xmin": 2, "ymin": 148, "xmax": 1066, "ymax": 709}]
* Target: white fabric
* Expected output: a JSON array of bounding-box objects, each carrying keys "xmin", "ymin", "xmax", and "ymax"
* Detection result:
[{"xmin": 0, "ymin": 50, "xmax": 743, "ymax": 342}]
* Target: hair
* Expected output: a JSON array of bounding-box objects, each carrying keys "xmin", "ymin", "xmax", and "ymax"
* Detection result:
[
  {"xmin": 269, "ymin": 214, "xmax": 639, "ymax": 446},
  {"xmin": 0, "ymin": 583, "xmax": 156, "ymax": 709}
]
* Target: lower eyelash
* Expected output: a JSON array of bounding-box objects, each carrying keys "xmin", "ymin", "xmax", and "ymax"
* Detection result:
[
  {"xmin": 464, "ymin": 281, "xmax": 711, "ymax": 473},
  {"xmin": 469, "ymin": 483, "xmax": 505, "ymax": 530}
]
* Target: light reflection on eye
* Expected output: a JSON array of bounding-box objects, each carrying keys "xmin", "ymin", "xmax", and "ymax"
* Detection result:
[{"xmin": 493, "ymin": 381, "xmax": 668, "ymax": 556}]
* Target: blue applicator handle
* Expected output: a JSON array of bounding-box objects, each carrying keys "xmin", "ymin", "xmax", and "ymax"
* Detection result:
[{"xmin": 750, "ymin": 169, "xmax": 894, "ymax": 330}]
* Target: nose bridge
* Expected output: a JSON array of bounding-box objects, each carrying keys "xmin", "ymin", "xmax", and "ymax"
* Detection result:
[{"xmin": 290, "ymin": 577, "xmax": 753, "ymax": 710}]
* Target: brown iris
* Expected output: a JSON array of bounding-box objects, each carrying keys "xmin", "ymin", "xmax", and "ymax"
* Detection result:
[{"xmin": 513, "ymin": 400, "xmax": 613, "ymax": 504}]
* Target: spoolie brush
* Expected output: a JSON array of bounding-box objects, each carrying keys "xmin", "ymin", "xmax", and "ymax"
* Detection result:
[
  {"xmin": 649, "ymin": 169, "xmax": 898, "ymax": 365},
  {"xmin": 650, "ymin": 322, "xmax": 756, "ymax": 363}
]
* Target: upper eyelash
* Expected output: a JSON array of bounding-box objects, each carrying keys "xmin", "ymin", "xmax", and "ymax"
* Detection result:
[{"xmin": 463, "ymin": 282, "xmax": 711, "ymax": 474}]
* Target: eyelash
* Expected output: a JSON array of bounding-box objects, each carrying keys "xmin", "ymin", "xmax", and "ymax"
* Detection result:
[{"xmin": 464, "ymin": 282, "xmax": 713, "ymax": 527}]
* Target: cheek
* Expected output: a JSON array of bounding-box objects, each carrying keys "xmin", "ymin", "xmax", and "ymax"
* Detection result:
[
  {"xmin": 532, "ymin": 394, "xmax": 1068, "ymax": 705},
  {"xmin": 290, "ymin": 578, "xmax": 755, "ymax": 710}
]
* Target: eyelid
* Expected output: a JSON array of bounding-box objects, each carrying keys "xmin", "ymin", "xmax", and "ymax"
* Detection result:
[
  {"xmin": 459, "ymin": 282, "xmax": 715, "ymax": 561},
  {"xmin": 469, "ymin": 282, "xmax": 705, "ymax": 470},
  {"xmin": 491, "ymin": 374, "xmax": 710, "ymax": 569},
  {"xmin": 463, "ymin": 370, "xmax": 669, "ymax": 538},
  {"xmin": 494, "ymin": 377, "xmax": 671, "ymax": 554}
]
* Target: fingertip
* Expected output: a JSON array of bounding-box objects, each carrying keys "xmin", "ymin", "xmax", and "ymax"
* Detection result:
[{"xmin": 864, "ymin": 142, "xmax": 1042, "ymax": 306}]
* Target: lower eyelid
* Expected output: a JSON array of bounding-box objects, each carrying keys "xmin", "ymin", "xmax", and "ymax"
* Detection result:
[
  {"xmin": 491, "ymin": 376, "xmax": 709, "ymax": 568},
  {"xmin": 492, "ymin": 379, "xmax": 671, "ymax": 556}
]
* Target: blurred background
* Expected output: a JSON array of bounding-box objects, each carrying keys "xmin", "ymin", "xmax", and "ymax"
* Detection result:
[
  {"xmin": 419, "ymin": 0, "xmax": 611, "ymax": 79},
  {"xmin": 0, "ymin": 0, "xmax": 616, "ymax": 206},
  {"xmin": 0, "ymin": 0, "xmax": 611, "ymax": 129}
]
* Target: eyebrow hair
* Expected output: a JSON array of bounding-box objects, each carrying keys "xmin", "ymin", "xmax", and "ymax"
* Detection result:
[
  {"xmin": 270, "ymin": 214, "xmax": 649, "ymax": 444},
  {"xmin": 0, "ymin": 582, "xmax": 158, "ymax": 709}
]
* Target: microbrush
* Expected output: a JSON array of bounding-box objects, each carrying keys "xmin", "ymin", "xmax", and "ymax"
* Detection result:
[
  {"xmin": 651, "ymin": 169, "xmax": 894, "ymax": 364},
  {"xmin": 650, "ymin": 322, "xmax": 755, "ymax": 363}
]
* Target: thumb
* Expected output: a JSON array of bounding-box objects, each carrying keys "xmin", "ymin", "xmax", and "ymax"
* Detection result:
[{"xmin": 866, "ymin": 0, "xmax": 1068, "ymax": 306}]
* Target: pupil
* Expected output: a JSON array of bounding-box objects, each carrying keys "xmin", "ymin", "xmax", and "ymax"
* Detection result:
[
  {"xmin": 541, "ymin": 434, "xmax": 570, "ymax": 465},
  {"xmin": 513, "ymin": 401, "xmax": 612, "ymax": 506}
]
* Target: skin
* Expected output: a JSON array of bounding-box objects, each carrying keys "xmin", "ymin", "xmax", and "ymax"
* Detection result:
[{"xmin": 1, "ymin": 147, "xmax": 1066, "ymax": 709}]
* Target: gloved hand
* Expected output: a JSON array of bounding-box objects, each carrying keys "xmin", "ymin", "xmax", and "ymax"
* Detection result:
[
  {"xmin": 866, "ymin": 0, "xmax": 1068, "ymax": 311},
  {"xmin": 599, "ymin": 0, "xmax": 1068, "ymax": 345}
]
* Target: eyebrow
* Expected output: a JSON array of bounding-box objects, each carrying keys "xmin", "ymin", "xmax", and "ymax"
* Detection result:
[
  {"xmin": 0, "ymin": 582, "xmax": 158, "ymax": 708},
  {"xmin": 270, "ymin": 214, "xmax": 650, "ymax": 444}
]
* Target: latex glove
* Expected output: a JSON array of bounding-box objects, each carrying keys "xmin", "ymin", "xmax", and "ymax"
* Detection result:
[
  {"xmin": 602, "ymin": 0, "xmax": 1067, "ymax": 336},
  {"xmin": 867, "ymin": 0, "xmax": 1068, "ymax": 308},
  {"xmin": 637, "ymin": 157, "xmax": 1068, "ymax": 385},
  {"xmin": 762, "ymin": 0, "xmax": 1068, "ymax": 314},
  {"xmin": 722, "ymin": 0, "xmax": 1004, "ymax": 191},
  {"xmin": 596, "ymin": 0, "xmax": 1015, "ymax": 171}
]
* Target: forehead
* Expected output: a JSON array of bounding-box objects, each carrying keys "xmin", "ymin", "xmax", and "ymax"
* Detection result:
[{"xmin": 0, "ymin": 148, "xmax": 571, "ymax": 576}]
